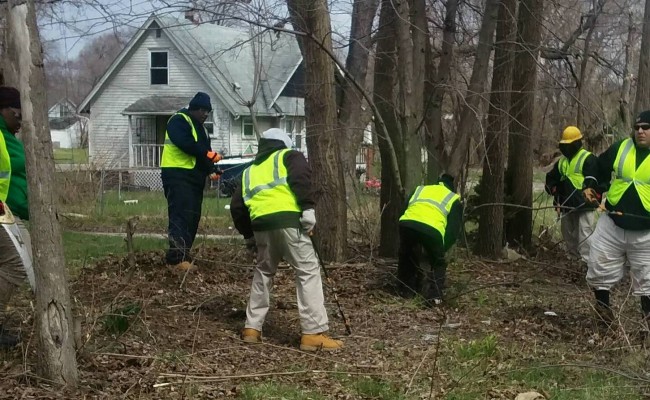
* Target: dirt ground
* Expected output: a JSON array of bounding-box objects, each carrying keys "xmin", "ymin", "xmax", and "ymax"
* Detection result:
[{"xmin": 1, "ymin": 242, "xmax": 650, "ymax": 399}]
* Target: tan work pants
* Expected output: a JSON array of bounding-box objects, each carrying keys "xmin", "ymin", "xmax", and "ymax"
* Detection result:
[
  {"xmin": 0, "ymin": 217, "xmax": 31, "ymax": 313},
  {"xmin": 245, "ymin": 228, "xmax": 329, "ymax": 334},
  {"xmin": 561, "ymin": 210, "xmax": 595, "ymax": 263}
]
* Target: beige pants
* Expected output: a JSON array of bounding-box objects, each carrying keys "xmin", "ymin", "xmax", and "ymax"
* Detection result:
[
  {"xmin": 587, "ymin": 215, "xmax": 650, "ymax": 295},
  {"xmin": 245, "ymin": 228, "xmax": 329, "ymax": 334},
  {"xmin": 0, "ymin": 217, "xmax": 31, "ymax": 313},
  {"xmin": 561, "ymin": 211, "xmax": 595, "ymax": 262}
]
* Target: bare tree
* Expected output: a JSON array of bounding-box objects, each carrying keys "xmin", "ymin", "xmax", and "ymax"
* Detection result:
[
  {"xmin": 6, "ymin": 0, "xmax": 78, "ymax": 385},
  {"xmin": 477, "ymin": 0, "xmax": 517, "ymax": 258},
  {"xmin": 620, "ymin": 12, "xmax": 635, "ymax": 125},
  {"xmin": 635, "ymin": 0, "xmax": 650, "ymax": 115},
  {"xmin": 446, "ymin": 0, "xmax": 500, "ymax": 181},
  {"xmin": 505, "ymin": 0, "xmax": 544, "ymax": 249},
  {"xmin": 286, "ymin": 0, "xmax": 347, "ymax": 261}
]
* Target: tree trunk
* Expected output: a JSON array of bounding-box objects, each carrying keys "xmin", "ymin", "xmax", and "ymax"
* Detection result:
[
  {"xmin": 477, "ymin": 0, "xmax": 517, "ymax": 258},
  {"xmin": 425, "ymin": 0, "xmax": 458, "ymax": 183},
  {"xmin": 620, "ymin": 12, "xmax": 635, "ymax": 126},
  {"xmin": 338, "ymin": 0, "xmax": 379, "ymax": 194},
  {"xmin": 6, "ymin": 0, "xmax": 78, "ymax": 386},
  {"xmin": 505, "ymin": 0, "xmax": 544, "ymax": 249},
  {"xmin": 286, "ymin": 0, "xmax": 347, "ymax": 261},
  {"xmin": 576, "ymin": 1, "xmax": 599, "ymax": 128},
  {"xmin": 635, "ymin": 0, "xmax": 650, "ymax": 116},
  {"xmin": 446, "ymin": 0, "xmax": 500, "ymax": 181}
]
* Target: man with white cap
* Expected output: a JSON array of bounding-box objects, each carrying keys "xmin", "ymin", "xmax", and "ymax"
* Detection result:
[{"xmin": 230, "ymin": 128, "xmax": 343, "ymax": 351}]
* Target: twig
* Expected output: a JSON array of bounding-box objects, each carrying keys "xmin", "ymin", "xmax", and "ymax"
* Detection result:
[{"xmin": 157, "ymin": 369, "xmax": 395, "ymax": 383}]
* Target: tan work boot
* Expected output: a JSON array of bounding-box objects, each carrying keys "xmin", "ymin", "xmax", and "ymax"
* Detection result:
[
  {"xmin": 167, "ymin": 261, "xmax": 197, "ymax": 274},
  {"xmin": 300, "ymin": 333, "xmax": 343, "ymax": 352},
  {"xmin": 241, "ymin": 328, "xmax": 262, "ymax": 343}
]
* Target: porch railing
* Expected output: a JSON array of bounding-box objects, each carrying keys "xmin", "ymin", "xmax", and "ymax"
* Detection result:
[{"xmin": 131, "ymin": 144, "xmax": 163, "ymax": 168}]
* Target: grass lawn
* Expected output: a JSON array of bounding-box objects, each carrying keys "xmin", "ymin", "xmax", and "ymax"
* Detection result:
[{"xmin": 53, "ymin": 148, "xmax": 89, "ymax": 164}]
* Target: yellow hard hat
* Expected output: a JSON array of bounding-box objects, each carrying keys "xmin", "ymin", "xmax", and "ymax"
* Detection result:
[{"xmin": 559, "ymin": 126, "xmax": 582, "ymax": 144}]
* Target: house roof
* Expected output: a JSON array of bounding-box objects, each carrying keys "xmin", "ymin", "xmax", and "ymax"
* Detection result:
[
  {"xmin": 78, "ymin": 14, "xmax": 303, "ymax": 117},
  {"xmin": 49, "ymin": 98, "xmax": 77, "ymax": 113},
  {"xmin": 122, "ymin": 95, "xmax": 192, "ymax": 115}
]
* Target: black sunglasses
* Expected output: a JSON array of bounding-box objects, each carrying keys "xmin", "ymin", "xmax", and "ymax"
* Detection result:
[{"xmin": 635, "ymin": 124, "xmax": 650, "ymax": 131}]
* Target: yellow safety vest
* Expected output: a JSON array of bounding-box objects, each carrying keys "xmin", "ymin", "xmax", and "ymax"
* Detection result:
[
  {"xmin": 399, "ymin": 184, "xmax": 460, "ymax": 241},
  {"xmin": 242, "ymin": 149, "xmax": 301, "ymax": 220},
  {"xmin": 0, "ymin": 132, "xmax": 10, "ymax": 201},
  {"xmin": 161, "ymin": 113, "xmax": 199, "ymax": 169},
  {"xmin": 558, "ymin": 148, "xmax": 591, "ymax": 190},
  {"xmin": 607, "ymin": 138, "xmax": 650, "ymax": 211}
]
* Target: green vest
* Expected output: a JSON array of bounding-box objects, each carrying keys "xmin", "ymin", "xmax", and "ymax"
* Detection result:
[
  {"xmin": 608, "ymin": 138, "xmax": 650, "ymax": 211},
  {"xmin": 0, "ymin": 132, "xmax": 10, "ymax": 201},
  {"xmin": 242, "ymin": 149, "xmax": 301, "ymax": 220},
  {"xmin": 161, "ymin": 113, "xmax": 198, "ymax": 169},
  {"xmin": 399, "ymin": 184, "xmax": 460, "ymax": 241},
  {"xmin": 558, "ymin": 148, "xmax": 591, "ymax": 190}
]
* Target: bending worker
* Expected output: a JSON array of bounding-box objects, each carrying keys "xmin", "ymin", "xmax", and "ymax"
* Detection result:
[
  {"xmin": 545, "ymin": 126, "xmax": 599, "ymax": 263},
  {"xmin": 161, "ymin": 92, "xmax": 220, "ymax": 272},
  {"xmin": 230, "ymin": 128, "xmax": 343, "ymax": 351},
  {"xmin": 397, "ymin": 174, "xmax": 462, "ymax": 305},
  {"xmin": 584, "ymin": 110, "xmax": 650, "ymax": 326}
]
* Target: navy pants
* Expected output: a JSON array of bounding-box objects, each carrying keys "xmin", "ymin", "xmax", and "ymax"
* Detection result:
[
  {"xmin": 162, "ymin": 174, "xmax": 204, "ymax": 265},
  {"xmin": 397, "ymin": 226, "xmax": 447, "ymax": 300}
]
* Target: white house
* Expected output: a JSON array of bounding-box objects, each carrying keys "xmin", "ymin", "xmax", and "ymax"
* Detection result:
[
  {"xmin": 48, "ymin": 99, "xmax": 77, "ymax": 119},
  {"xmin": 78, "ymin": 13, "xmax": 306, "ymax": 175},
  {"xmin": 49, "ymin": 116, "xmax": 87, "ymax": 149}
]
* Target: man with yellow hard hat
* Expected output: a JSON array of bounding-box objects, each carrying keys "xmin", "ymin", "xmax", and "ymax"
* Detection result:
[{"xmin": 545, "ymin": 125, "xmax": 599, "ymax": 264}]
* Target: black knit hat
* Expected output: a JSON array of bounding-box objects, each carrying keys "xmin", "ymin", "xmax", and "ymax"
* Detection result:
[
  {"xmin": 188, "ymin": 92, "xmax": 212, "ymax": 111},
  {"xmin": 636, "ymin": 110, "xmax": 650, "ymax": 126},
  {"xmin": 0, "ymin": 86, "xmax": 21, "ymax": 109}
]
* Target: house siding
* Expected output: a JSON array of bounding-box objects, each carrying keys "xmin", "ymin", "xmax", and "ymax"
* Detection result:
[{"xmin": 88, "ymin": 28, "xmax": 229, "ymax": 167}]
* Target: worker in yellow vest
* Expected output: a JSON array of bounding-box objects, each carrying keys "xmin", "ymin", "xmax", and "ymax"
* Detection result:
[
  {"xmin": 545, "ymin": 126, "xmax": 599, "ymax": 263},
  {"xmin": 397, "ymin": 174, "xmax": 462, "ymax": 305},
  {"xmin": 230, "ymin": 128, "xmax": 343, "ymax": 351},
  {"xmin": 0, "ymin": 86, "xmax": 30, "ymax": 348},
  {"xmin": 584, "ymin": 110, "xmax": 650, "ymax": 327},
  {"xmin": 161, "ymin": 92, "xmax": 220, "ymax": 272}
]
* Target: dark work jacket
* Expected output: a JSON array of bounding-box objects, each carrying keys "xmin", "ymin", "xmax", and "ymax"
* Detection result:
[
  {"xmin": 545, "ymin": 145, "xmax": 599, "ymax": 212},
  {"xmin": 161, "ymin": 108, "xmax": 212, "ymax": 186},
  {"xmin": 398, "ymin": 181, "xmax": 463, "ymax": 252},
  {"xmin": 597, "ymin": 138, "xmax": 650, "ymax": 230},
  {"xmin": 230, "ymin": 139, "xmax": 315, "ymax": 238}
]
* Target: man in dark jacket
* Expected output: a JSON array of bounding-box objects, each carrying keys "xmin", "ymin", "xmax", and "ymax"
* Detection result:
[
  {"xmin": 397, "ymin": 174, "xmax": 463, "ymax": 305},
  {"xmin": 584, "ymin": 110, "xmax": 650, "ymax": 327},
  {"xmin": 545, "ymin": 126, "xmax": 599, "ymax": 263},
  {"xmin": 230, "ymin": 128, "xmax": 343, "ymax": 351},
  {"xmin": 161, "ymin": 92, "xmax": 220, "ymax": 272}
]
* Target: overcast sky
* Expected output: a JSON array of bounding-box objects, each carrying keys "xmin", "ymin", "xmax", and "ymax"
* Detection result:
[{"xmin": 39, "ymin": 0, "xmax": 353, "ymax": 59}]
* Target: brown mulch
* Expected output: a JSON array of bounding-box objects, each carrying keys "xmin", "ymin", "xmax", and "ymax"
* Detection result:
[{"xmin": 0, "ymin": 242, "xmax": 647, "ymax": 399}]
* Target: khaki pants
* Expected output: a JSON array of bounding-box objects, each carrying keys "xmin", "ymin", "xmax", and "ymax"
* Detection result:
[
  {"xmin": 0, "ymin": 217, "xmax": 31, "ymax": 313},
  {"xmin": 587, "ymin": 215, "xmax": 650, "ymax": 295},
  {"xmin": 245, "ymin": 228, "xmax": 329, "ymax": 334},
  {"xmin": 561, "ymin": 210, "xmax": 595, "ymax": 262}
]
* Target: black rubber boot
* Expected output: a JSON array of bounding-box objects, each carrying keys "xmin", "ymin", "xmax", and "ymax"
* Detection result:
[
  {"xmin": 0, "ymin": 325, "xmax": 20, "ymax": 349},
  {"xmin": 594, "ymin": 290, "xmax": 614, "ymax": 325}
]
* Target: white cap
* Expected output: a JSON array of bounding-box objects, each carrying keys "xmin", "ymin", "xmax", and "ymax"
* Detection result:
[{"xmin": 262, "ymin": 128, "xmax": 292, "ymax": 149}]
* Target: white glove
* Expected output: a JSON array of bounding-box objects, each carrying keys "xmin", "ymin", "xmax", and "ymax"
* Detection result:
[{"xmin": 300, "ymin": 209, "xmax": 316, "ymax": 232}]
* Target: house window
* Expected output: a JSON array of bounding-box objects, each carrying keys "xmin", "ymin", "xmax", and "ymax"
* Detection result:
[
  {"xmin": 150, "ymin": 51, "xmax": 168, "ymax": 85},
  {"xmin": 242, "ymin": 117, "xmax": 255, "ymax": 137},
  {"xmin": 284, "ymin": 118, "xmax": 302, "ymax": 134},
  {"xmin": 204, "ymin": 122, "xmax": 215, "ymax": 137},
  {"xmin": 156, "ymin": 28, "xmax": 162, "ymax": 38},
  {"xmin": 294, "ymin": 133, "xmax": 302, "ymax": 150}
]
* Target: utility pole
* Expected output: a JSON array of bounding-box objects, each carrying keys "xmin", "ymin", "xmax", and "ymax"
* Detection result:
[{"xmin": 6, "ymin": 0, "xmax": 78, "ymax": 386}]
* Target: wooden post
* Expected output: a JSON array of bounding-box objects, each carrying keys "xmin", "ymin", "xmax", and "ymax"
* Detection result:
[
  {"xmin": 6, "ymin": 0, "xmax": 78, "ymax": 386},
  {"xmin": 128, "ymin": 115, "xmax": 134, "ymax": 168}
]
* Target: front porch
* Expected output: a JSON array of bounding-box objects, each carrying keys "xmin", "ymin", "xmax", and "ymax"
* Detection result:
[{"xmin": 123, "ymin": 95, "xmax": 192, "ymax": 169}]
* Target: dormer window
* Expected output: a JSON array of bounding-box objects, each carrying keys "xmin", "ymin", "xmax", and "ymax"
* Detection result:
[{"xmin": 150, "ymin": 51, "xmax": 168, "ymax": 85}]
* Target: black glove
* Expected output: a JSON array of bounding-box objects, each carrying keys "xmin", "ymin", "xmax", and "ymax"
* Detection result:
[{"xmin": 245, "ymin": 237, "xmax": 257, "ymax": 254}]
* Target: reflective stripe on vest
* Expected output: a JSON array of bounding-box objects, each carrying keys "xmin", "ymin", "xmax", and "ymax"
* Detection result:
[
  {"xmin": 607, "ymin": 138, "xmax": 650, "ymax": 210},
  {"xmin": 160, "ymin": 113, "xmax": 199, "ymax": 169},
  {"xmin": 399, "ymin": 184, "xmax": 460, "ymax": 241},
  {"xmin": 0, "ymin": 132, "xmax": 10, "ymax": 201},
  {"xmin": 558, "ymin": 148, "xmax": 590, "ymax": 190},
  {"xmin": 242, "ymin": 149, "xmax": 301, "ymax": 220}
]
